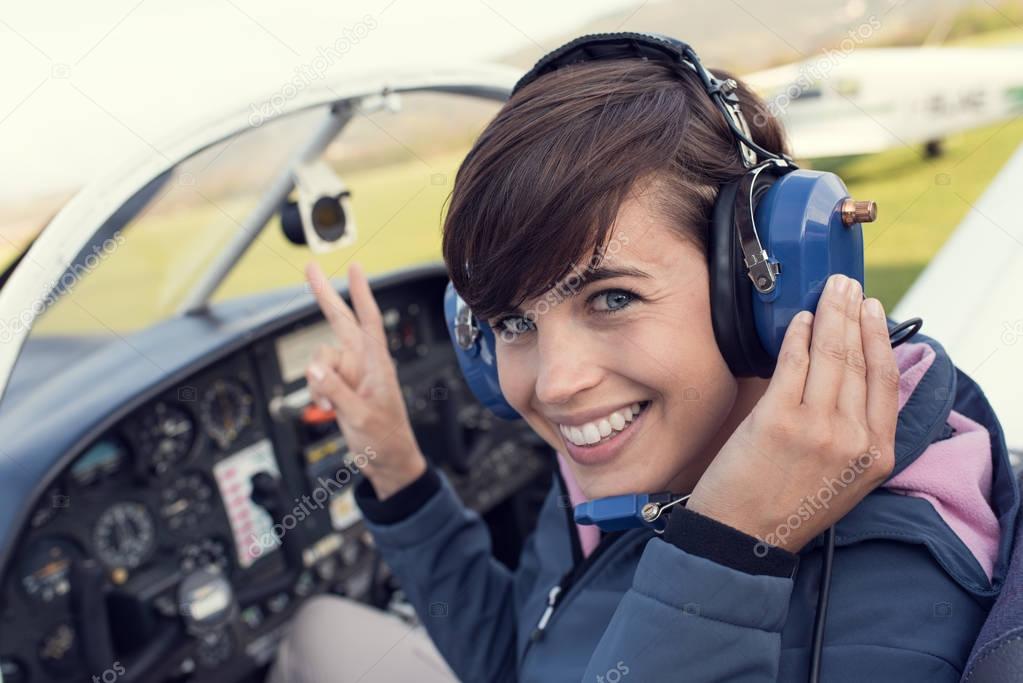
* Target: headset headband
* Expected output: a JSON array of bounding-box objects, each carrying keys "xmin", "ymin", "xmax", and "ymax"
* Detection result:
[{"xmin": 511, "ymin": 32, "xmax": 794, "ymax": 170}]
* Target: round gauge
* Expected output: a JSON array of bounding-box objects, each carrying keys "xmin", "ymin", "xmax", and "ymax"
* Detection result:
[
  {"xmin": 93, "ymin": 502, "xmax": 156, "ymax": 570},
  {"xmin": 20, "ymin": 538, "xmax": 80, "ymax": 603},
  {"xmin": 179, "ymin": 537, "xmax": 230, "ymax": 574},
  {"xmin": 136, "ymin": 401, "xmax": 197, "ymax": 477},
  {"xmin": 200, "ymin": 379, "xmax": 254, "ymax": 449},
  {"xmin": 160, "ymin": 472, "xmax": 215, "ymax": 532}
]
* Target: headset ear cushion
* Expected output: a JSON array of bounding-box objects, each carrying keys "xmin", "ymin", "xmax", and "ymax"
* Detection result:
[{"xmin": 709, "ymin": 179, "xmax": 776, "ymax": 378}]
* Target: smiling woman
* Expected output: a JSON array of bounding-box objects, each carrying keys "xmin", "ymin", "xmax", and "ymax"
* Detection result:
[
  {"xmin": 435, "ymin": 53, "xmax": 800, "ymax": 505},
  {"xmin": 275, "ymin": 32, "xmax": 1019, "ymax": 683}
]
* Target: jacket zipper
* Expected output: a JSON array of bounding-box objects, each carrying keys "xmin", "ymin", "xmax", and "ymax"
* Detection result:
[
  {"xmin": 531, "ymin": 585, "xmax": 562, "ymax": 638},
  {"xmin": 524, "ymin": 460, "xmax": 650, "ymax": 650},
  {"xmin": 524, "ymin": 528, "xmax": 643, "ymax": 651}
]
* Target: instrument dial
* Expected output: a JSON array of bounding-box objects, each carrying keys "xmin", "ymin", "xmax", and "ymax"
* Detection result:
[
  {"xmin": 19, "ymin": 538, "xmax": 80, "ymax": 604},
  {"xmin": 179, "ymin": 538, "xmax": 230, "ymax": 573},
  {"xmin": 200, "ymin": 379, "xmax": 254, "ymax": 450},
  {"xmin": 160, "ymin": 471, "xmax": 214, "ymax": 532},
  {"xmin": 70, "ymin": 437, "xmax": 127, "ymax": 487},
  {"xmin": 136, "ymin": 401, "xmax": 197, "ymax": 477},
  {"xmin": 93, "ymin": 502, "xmax": 156, "ymax": 570}
]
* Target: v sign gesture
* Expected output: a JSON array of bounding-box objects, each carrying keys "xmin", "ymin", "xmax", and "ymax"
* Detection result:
[{"xmin": 304, "ymin": 262, "xmax": 428, "ymax": 500}]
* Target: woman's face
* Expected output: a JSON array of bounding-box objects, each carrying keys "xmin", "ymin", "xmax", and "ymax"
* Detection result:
[{"xmin": 493, "ymin": 186, "xmax": 769, "ymax": 499}]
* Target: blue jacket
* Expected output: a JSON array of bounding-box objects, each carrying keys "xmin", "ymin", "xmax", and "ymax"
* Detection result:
[{"xmin": 355, "ymin": 326, "xmax": 1020, "ymax": 681}]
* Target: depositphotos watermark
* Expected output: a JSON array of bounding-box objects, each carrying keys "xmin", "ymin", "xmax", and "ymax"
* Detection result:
[
  {"xmin": 0, "ymin": 231, "xmax": 125, "ymax": 344},
  {"xmin": 91, "ymin": 661, "xmax": 125, "ymax": 683},
  {"xmin": 595, "ymin": 660, "xmax": 630, "ymax": 683},
  {"xmin": 248, "ymin": 15, "xmax": 379, "ymax": 127},
  {"xmin": 247, "ymin": 445, "xmax": 377, "ymax": 558},
  {"xmin": 754, "ymin": 15, "xmax": 882, "ymax": 125},
  {"xmin": 494, "ymin": 232, "xmax": 631, "ymax": 343},
  {"xmin": 753, "ymin": 446, "xmax": 883, "ymax": 556}
]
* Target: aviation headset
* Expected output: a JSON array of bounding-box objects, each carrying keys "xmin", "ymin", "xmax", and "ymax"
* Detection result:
[{"xmin": 442, "ymin": 32, "xmax": 922, "ymax": 683}]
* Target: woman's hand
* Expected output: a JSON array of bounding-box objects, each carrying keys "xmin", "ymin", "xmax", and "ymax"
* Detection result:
[
  {"xmin": 304, "ymin": 261, "xmax": 427, "ymax": 500},
  {"xmin": 686, "ymin": 273, "xmax": 899, "ymax": 554}
]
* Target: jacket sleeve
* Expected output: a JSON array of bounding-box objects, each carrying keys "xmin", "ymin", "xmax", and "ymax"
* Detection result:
[
  {"xmin": 583, "ymin": 508, "xmax": 976, "ymax": 682},
  {"xmin": 354, "ymin": 466, "xmax": 529, "ymax": 683}
]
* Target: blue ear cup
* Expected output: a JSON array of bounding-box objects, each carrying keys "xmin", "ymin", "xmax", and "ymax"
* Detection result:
[
  {"xmin": 751, "ymin": 169, "xmax": 866, "ymax": 359},
  {"xmin": 710, "ymin": 162, "xmax": 867, "ymax": 378},
  {"xmin": 443, "ymin": 282, "xmax": 521, "ymax": 420}
]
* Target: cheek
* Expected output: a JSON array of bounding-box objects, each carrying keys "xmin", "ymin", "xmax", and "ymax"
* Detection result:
[{"xmin": 495, "ymin": 344, "xmax": 532, "ymax": 411}]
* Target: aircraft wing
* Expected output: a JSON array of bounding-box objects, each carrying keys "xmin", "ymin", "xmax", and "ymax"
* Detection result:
[{"xmin": 892, "ymin": 141, "xmax": 1023, "ymax": 459}]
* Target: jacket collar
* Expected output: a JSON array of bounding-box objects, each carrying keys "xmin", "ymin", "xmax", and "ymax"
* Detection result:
[{"xmin": 803, "ymin": 322, "xmax": 1020, "ymax": 600}]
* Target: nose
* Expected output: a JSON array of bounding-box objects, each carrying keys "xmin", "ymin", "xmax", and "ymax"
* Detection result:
[{"xmin": 533, "ymin": 317, "xmax": 603, "ymax": 407}]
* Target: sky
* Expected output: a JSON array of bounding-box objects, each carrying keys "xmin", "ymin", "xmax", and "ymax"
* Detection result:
[{"xmin": 0, "ymin": 0, "xmax": 646, "ymax": 202}]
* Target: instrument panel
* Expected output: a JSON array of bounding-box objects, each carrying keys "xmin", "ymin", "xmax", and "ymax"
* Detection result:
[{"xmin": 0, "ymin": 271, "xmax": 553, "ymax": 683}]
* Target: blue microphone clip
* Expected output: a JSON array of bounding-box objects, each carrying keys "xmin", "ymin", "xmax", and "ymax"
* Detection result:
[{"xmin": 574, "ymin": 491, "xmax": 692, "ymax": 533}]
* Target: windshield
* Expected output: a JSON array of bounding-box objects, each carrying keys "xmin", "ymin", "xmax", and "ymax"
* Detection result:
[{"xmin": 28, "ymin": 91, "xmax": 502, "ymax": 337}]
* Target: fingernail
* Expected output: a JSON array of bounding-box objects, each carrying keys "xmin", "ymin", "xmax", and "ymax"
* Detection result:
[
  {"xmin": 795, "ymin": 310, "xmax": 813, "ymax": 325},
  {"xmin": 308, "ymin": 363, "xmax": 325, "ymax": 381},
  {"xmin": 866, "ymin": 298, "xmax": 885, "ymax": 319},
  {"xmin": 317, "ymin": 398, "xmax": 333, "ymax": 411},
  {"xmin": 830, "ymin": 274, "xmax": 849, "ymax": 294}
]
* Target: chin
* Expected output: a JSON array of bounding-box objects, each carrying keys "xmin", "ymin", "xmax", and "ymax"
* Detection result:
[{"xmin": 574, "ymin": 465, "xmax": 670, "ymax": 501}]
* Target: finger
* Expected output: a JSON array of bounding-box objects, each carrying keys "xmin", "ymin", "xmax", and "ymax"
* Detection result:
[
  {"xmin": 802, "ymin": 273, "xmax": 850, "ymax": 408},
  {"xmin": 348, "ymin": 262, "xmax": 387, "ymax": 350},
  {"xmin": 306, "ymin": 262, "xmax": 362, "ymax": 352},
  {"xmin": 762, "ymin": 309, "xmax": 814, "ymax": 407},
  {"xmin": 307, "ymin": 361, "xmax": 358, "ymax": 417},
  {"xmin": 861, "ymin": 297, "xmax": 900, "ymax": 441},
  {"xmin": 837, "ymin": 278, "xmax": 868, "ymax": 421},
  {"xmin": 313, "ymin": 343, "xmax": 358, "ymax": 390}
]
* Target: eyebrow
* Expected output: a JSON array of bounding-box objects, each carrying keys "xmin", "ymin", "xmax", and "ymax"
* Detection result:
[{"xmin": 569, "ymin": 264, "xmax": 653, "ymax": 290}]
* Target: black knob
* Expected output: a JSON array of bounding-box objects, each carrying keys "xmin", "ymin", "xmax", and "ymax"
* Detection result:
[{"xmin": 249, "ymin": 472, "xmax": 280, "ymax": 514}]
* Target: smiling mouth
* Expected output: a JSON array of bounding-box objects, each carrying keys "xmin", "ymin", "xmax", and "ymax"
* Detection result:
[{"xmin": 558, "ymin": 400, "xmax": 652, "ymax": 448}]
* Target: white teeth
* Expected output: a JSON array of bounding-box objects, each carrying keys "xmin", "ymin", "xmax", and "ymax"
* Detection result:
[
  {"xmin": 570, "ymin": 426, "xmax": 584, "ymax": 444},
  {"xmin": 557, "ymin": 401, "xmax": 648, "ymax": 447}
]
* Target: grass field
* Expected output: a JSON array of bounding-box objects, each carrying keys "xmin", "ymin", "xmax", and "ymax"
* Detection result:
[{"xmin": 818, "ymin": 114, "xmax": 1023, "ymax": 308}]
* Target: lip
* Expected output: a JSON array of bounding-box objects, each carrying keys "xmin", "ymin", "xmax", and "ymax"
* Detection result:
[
  {"xmin": 559, "ymin": 400, "xmax": 651, "ymax": 467},
  {"xmin": 548, "ymin": 400, "xmax": 646, "ymax": 427}
]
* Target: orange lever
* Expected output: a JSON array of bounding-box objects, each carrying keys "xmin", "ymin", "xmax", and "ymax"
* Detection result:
[{"xmin": 302, "ymin": 403, "xmax": 336, "ymax": 424}]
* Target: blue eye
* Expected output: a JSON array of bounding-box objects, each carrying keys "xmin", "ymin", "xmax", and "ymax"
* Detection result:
[
  {"xmin": 590, "ymin": 289, "xmax": 636, "ymax": 314},
  {"xmin": 491, "ymin": 314, "xmax": 535, "ymax": 340},
  {"xmin": 491, "ymin": 288, "xmax": 640, "ymax": 342}
]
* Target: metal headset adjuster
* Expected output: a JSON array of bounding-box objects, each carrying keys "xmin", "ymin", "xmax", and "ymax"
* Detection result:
[
  {"xmin": 640, "ymin": 492, "xmax": 692, "ymax": 533},
  {"xmin": 737, "ymin": 160, "xmax": 789, "ymax": 294},
  {"xmin": 453, "ymin": 295, "xmax": 480, "ymax": 352}
]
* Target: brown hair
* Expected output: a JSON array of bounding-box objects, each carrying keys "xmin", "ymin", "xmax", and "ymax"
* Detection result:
[{"xmin": 441, "ymin": 58, "xmax": 790, "ymax": 322}]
